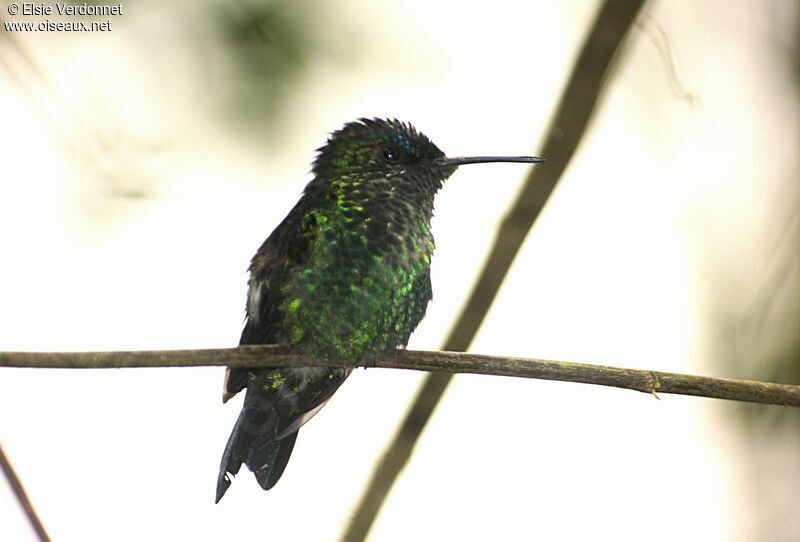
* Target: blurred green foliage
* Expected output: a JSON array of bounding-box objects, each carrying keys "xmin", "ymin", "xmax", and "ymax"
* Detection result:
[
  {"xmin": 213, "ymin": 1, "xmax": 320, "ymax": 135},
  {"xmin": 723, "ymin": 10, "xmax": 800, "ymax": 423}
]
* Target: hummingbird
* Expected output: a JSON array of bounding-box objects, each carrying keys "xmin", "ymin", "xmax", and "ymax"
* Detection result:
[{"xmin": 216, "ymin": 118, "xmax": 543, "ymax": 502}]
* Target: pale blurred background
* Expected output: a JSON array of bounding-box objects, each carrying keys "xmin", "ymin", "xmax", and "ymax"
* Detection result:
[{"xmin": 1, "ymin": 1, "xmax": 798, "ymax": 540}]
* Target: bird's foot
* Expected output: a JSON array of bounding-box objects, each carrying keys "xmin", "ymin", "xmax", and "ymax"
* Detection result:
[{"xmin": 361, "ymin": 349, "xmax": 402, "ymax": 370}]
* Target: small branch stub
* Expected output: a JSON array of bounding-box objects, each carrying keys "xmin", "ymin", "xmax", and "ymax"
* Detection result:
[{"xmin": 645, "ymin": 373, "xmax": 661, "ymax": 400}]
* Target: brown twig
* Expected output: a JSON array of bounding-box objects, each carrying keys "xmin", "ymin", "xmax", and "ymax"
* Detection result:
[
  {"xmin": 1, "ymin": 347, "xmax": 798, "ymax": 407},
  {"xmin": 0, "ymin": 443, "xmax": 51, "ymax": 542}
]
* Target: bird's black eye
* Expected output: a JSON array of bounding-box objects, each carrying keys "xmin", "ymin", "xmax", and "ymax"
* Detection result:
[{"xmin": 382, "ymin": 146, "xmax": 400, "ymax": 162}]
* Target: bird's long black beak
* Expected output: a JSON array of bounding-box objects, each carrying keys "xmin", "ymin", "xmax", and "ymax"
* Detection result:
[{"xmin": 437, "ymin": 156, "xmax": 545, "ymax": 167}]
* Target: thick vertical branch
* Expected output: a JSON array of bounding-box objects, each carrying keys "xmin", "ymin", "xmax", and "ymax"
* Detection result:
[{"xmin": 340, "ymin": 1, "xmax": 649, "ymax": 541}]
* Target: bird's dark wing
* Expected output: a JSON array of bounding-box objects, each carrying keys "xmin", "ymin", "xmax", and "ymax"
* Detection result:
[{"xmin": 222, "ymin": 201, "xmax": 322, "ymax": 401}]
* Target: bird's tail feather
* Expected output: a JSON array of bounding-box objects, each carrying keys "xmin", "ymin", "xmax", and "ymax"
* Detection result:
[{"xmin": 215, "ymin": 387, "xmax": 298, "ymax": 503}]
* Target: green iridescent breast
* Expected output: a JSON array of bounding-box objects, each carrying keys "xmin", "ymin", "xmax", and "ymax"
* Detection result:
[{"xmin": 280, "ymin": 197, "xmax": 434, "ymax": 362}]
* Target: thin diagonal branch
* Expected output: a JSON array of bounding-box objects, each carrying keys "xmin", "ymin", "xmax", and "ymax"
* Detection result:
[
  {"xmin": 1, "ymin": 347, "xmax": 799, "ymax": 407},
  {"xmin": 343, "ymin": 1, "xmax": 649, "ymax": 540},
  {"xmin": 0, "ymin": 444, "xmax": 51, "ymax": 542}
]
